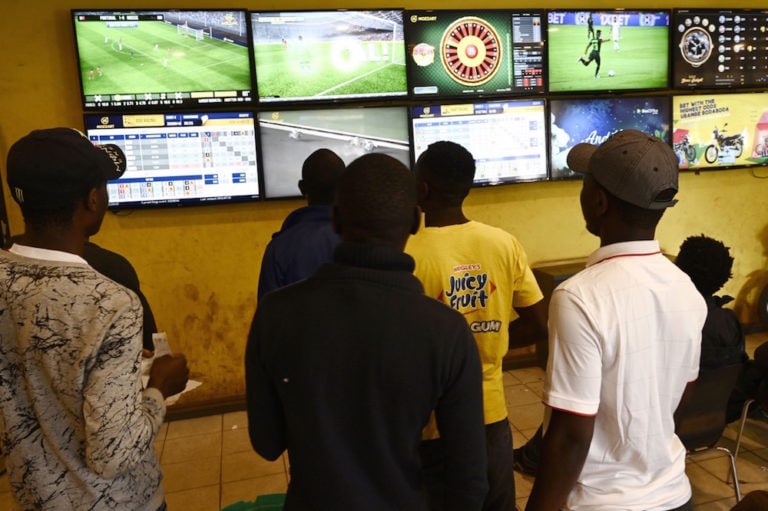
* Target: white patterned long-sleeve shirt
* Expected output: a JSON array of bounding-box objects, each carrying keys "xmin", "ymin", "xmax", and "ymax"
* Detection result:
[{"xmin": 0, "ymin": 247, "xmax": 166, "ymax": 510}]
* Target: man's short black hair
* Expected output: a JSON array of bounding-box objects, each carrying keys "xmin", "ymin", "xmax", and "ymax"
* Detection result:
[
  {"xmin": 301, "ymin": 148, "xmax": 345, "ymax": 204},
  {"xmin": 335, "ymin": 153, "xmax": 416, "ymax": 243},
  {"xmin": 415, "ymin": 141, "xmax": 475, "ymax": 207},
  {"xmin": 676, "ymin": 234, "xmax": 734, "ymax": 296}
]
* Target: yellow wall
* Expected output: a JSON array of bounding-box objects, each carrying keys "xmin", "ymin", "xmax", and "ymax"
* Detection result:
[{"xmin": 1, "ymin": 0, "xmax": 767, "ymax": 407}]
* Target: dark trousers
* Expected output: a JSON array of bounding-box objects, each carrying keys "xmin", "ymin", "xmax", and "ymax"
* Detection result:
[{"xmin": 420, "ymin": 419, "xmax": 515, "ymax": 511}]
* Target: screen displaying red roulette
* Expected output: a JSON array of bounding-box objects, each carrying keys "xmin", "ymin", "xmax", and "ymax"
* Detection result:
[{"xmin": 404, "ymin": 10, "xmax": 545, "ymax": 99}]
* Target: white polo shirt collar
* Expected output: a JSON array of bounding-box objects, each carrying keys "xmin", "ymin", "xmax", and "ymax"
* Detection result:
[
  {"xmin": 586, "ymin": 240, "xmax": 662, "ymax": 268},
  {"xmin": 8, "ymin": 243, "xmax": 88, "ymax": 265}
]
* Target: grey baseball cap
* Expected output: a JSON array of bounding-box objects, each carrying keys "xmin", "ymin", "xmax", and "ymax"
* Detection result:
[{"xmin": 566, "ymin": 129, "xmax": 679, "ymax": 210}]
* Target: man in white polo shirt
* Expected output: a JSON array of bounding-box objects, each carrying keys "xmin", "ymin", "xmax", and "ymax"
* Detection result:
[{"xmin": 526, "ymin": 130, "xmax": 707, "ymax": 511}]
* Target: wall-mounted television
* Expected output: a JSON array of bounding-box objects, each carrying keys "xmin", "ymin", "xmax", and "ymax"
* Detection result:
[
  {"xmin": 672, "ymin": 92, "xmax": 768, "ymax": 171},
  {"xmin": 84, "ymin": 111, "xmax": 260, "ymax": 208},
  {"xmin": 72, "ymin": 10, "xmax": 253, "ymax": 110},
  {"xmin": 404, "ymin": 10, "xmax": 545, "ymax": 99},
  {"xmin": 549, "ymin": 95, "xmax": 671, "ymax": 179},
  {"xmin": 547, "ymin": 10, "xmax": 670, "ymax": 93},
  {"xmin": 672, "ymin": 9, "xmax": 768, "ymax": 89},
  {"xmin": 258, "ymin": 106, "xmax": 410, "ymax": 199},
  {"xmin": 411, "ymin": 99, "xmax": 548, "ymax": 185},
  {"xmin": 250, "ymin": 10, "xmax": 407, "ymax": 103}
]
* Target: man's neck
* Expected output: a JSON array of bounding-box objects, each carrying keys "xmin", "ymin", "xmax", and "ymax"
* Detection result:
[
  {"xmin": 423, "ymin": 207, "xmax": 469, "ymax": 228},
  {"xmin": 18, "ymin": 229, "xmax": 86, "ymax": 257}
]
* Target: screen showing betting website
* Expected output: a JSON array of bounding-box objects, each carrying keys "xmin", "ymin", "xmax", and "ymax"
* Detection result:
[
  {"xmin": 258, "ymin": 107, "xmax": 410, "ymax": 199},
  {"xmin": 549, "ymin": 96, "xmax": 671, "ymax": 179},
  {"xmin": 411, "ymin": 99, "xmax": 548, "ymax": 185},
  {"xmin": 72, "ymin": 10, "xmax": 253, "ymax": 110},
  {"xmin": 251, "ymin": 10, "xmax": 408, "ymax": 103},
  {"xmin": 672, "ymin": 9, "xmax": 768, "ymax": 89},
  {"xmin": 547, "ymin": 10, "xmax": 670, "ymax": 93},
  {"xmin": 673, "ymin": 92, "xmax": 768, "ymax": 171},
  {"xmin": 405, "ymin": 10, "xmax": 545, "ymax": 99},
  {"xmin": 84, "ymin": 111, "xmax": 260, "ymax": 208}
]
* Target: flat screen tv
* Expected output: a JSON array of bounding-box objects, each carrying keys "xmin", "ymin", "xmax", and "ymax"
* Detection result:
[
  {"xmin": 404, "ymin": 10, "xmax": 545, "ymax": 99},
  {"xmin": 549, "ymin": 95, "xmax": 671, "ymax": 179},
  {"xmin": 72, "ymin": 10, "xmax": 253, "ymax": 110},
  {"xmin": 672, "ymin": 9, "xmax": 768, "ymax": 89},
  {"xmin": 84, "ymin": 111, "xmax": 260, "ymax": 208},
  {"xmin": 411, "ymin": 99, "xmax": 548, "ymax": 185},
  {"xmin": 547, "ymin": 10, "xmax": 670, "ymax": 93},
  {"xmin": 258, "ymin": 106, "xmax": 410, "ymax": 199},
  {"xmin": 250, "ymin": 10, "xmax": 407, "ymax": 103},
  {"xmin": 672, "ymin": 92, "xmax": 768, "ymax": 171}
]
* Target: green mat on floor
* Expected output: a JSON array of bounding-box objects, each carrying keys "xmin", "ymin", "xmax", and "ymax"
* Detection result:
[{"xmin": 221, "ymin": 493, "xmax": 285, "ymax": 510}]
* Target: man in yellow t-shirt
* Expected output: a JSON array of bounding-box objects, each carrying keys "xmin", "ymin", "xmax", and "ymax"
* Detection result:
[{"xmin": 406, "ymin": 141, "xmax": 547, "ymax": 511}]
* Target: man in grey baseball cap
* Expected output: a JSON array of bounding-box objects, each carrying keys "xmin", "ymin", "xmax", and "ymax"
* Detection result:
[
  {"xmin": 1, "ymin": 128, "xmax": 189, "ymax": 510},
  {"xmin": 526, "ymin": 130, "xmax": 707, "ymax": 511}
]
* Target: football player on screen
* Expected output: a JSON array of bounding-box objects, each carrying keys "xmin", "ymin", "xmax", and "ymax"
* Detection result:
[{"xmin": 578, "ymin": 29, "xmax": 611, "ymax": 78}]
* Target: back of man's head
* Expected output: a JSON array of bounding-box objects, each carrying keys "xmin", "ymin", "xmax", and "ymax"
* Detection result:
[
  {"xmin": 415, "ymin": 141, "xmax": 475, "ymax": 206},
  {"xmin": 334, "ymin": 153, "xmax": 417, "ymax": 246},
  {"xmin": 676, "ymin": 234, "xmax": 734, "ymax": 297},
  {"xmin": 300, "ymin": 148, "xmax": 345, "ymax": 205}
]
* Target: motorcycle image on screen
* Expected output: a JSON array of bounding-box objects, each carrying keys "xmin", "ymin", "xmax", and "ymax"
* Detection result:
[
  {"xmin": 704, "ymin": 123, "xmax": 745, "ymax": 164},
  {"xmin": 674, "ymin": 133, "xmax": 697, "ymax": 164}
]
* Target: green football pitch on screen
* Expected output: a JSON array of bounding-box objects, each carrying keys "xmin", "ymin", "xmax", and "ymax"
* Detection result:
[
  {"xmin": 76, "ymin": 20, "xmax": 251, "ymax": 96},
  {"xmin": 548, "ymin": 25, "xmax": 668, "ymax": 92}
]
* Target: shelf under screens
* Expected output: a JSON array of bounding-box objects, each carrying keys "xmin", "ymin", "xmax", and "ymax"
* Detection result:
[
  {"xmin": 672, "ymin": 9, "xmax": 768, "ymax": 90},
  {"xmin": 404, "ymin": 10, "xmax": 545, "ymax": 100},
  {"xmin": 549, "ymin": 95, "xmax": 671, "ymax": 180},
  {"xmin": 84, "ymin": 111, "xmax": 260, "ymax": 208},
  {"xmin": 411, "ymin": 99, "xmax": 548, "ymax": 186},
  {"xmin": 673, "ymin": 92, "xmax": 768, "ymax": 171},
  {"xmin": 547, "ymin": 10, "xmax": 670, "ymax": 93},
  {"xmin": 258, "ymin": 106, "xmax": 410, "ymax": 199},
  {"xmin": 72, "ymin": 10, "xmax": 254, "ymax": 111},
  {"xmin": 250, "ymin": 10, "xmax": 408, "ymax": 104}
]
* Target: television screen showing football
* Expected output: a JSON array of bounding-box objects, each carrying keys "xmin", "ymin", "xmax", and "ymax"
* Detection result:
[
  {"xmin": 72, "ymin": 10, "xmax": 254, "ymax": 110},
  {"xmin": 258, "ymin": 106, "xmax": 410, "ymax": 198},
  {"xmin": 547, "ymin": 10, "xmax": 670, "ymax": 93},
  {"xmin": 251, "ymin": 10, "xmax": 408, "ymax": 103},
  {"xmin": 404, "ymin": 10, "xmax": 545, "ymax": 99}
]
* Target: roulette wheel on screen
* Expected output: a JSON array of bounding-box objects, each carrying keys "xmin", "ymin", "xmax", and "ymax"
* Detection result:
[{"xmin": 440, "ymin": 16, "xmax": 502, "ymax": 86}]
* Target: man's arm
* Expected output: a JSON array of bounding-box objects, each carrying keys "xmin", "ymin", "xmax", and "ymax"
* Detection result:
[
  {"xmin": 525, "ymin": 409, "xmax": 595, "ymax": 511},
  {"xmin": 434, "ymin": 324, "xmax": 489, "ymax": 510},
  {"xmin": 82, "ymin": 293, "xmax": 166, "ymax": 480},
  {"xmin": 257, "ymin": 242, "xmax": 282, "ymax": 303},
  {"xmin": 509, "ymin": 300, "xmax": 548, "ymax": 350},
  {"xmin": 245, "ymin": 307, "xmax": 286, "ymax": 461}
]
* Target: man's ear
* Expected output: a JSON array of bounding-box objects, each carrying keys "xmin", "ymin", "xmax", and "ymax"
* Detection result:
[
  {"xmin": 298, "ymin": 179, "xmax": 306, "ymax": 197},
  {"xmin": 410, "ymin": 206, "xmax": 421, "ymax": 235},
  {"xmin": 331, "ymin": 205, "xmax": 342, "ymax": 236},
  {"xmin": 417, "ymin": 181, "xmax": 429, "ymax": 205},
  {"xmin": 84, "ymin": 186, "xmax": 101, "ymax": 212}
]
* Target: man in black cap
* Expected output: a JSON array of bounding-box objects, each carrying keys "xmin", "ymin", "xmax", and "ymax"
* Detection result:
[
  {"xmin": 0, "ymin": 128, "xmax": 189, "ymax": 511},
  {"xmin": 246, "ymin": 153, "xmax": 488, "ymax": 509},
  {"xmin": 526, "ymin": 130, "xmax": 707, "ymax": 511}
]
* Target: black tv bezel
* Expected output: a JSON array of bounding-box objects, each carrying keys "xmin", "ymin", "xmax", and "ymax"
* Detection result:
[
  {"xmin": 408, "ymin": 97, "xmax": 550, "ymax": 187},
  {"xmin": 257, "ymin": 103, "xmax": 412, "ymax": 200},
  {"xmin": 671, "ymin": 8, "xmax": 768, "ymax": 91},
  {"xmin": 546, "ymin": 8, "xmax": 672, "ymax": 95},
  {"xmin": 71, "ymin": 8, "xmax": 256, "ymax": 112},
  {"xmin": 83, "ymin": 109, "xmax": 263, "ymax": 210},
  {"xmin": 249, "ymin": 8, "xmax": 409, "ymax": 106},
  {"xmin": 547, "ymin": 93, "xmax": 673, "ymax": 181},
  {"xmin": 671, "ymin": 91, "xmax": 768, "ymax": 173},
  {"xmin": 403, "ymin": 9, "xmax": 548, "ymax": 101}
]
